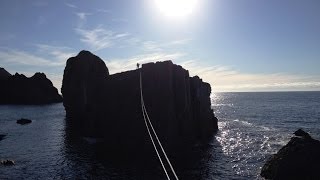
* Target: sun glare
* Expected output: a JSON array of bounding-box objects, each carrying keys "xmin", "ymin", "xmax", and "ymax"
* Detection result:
[{"xmin": 155, "ymin": 0, "xmax": 198, "ymax": 18}]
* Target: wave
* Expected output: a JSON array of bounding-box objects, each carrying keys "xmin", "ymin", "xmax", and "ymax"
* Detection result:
[
  {"xmin": 212, "ymin": 103, "xmax": 234, "ymax": 107},
  {"xmin": 233, "ymin": 119, "xmax": 252, "ymax": 126}
]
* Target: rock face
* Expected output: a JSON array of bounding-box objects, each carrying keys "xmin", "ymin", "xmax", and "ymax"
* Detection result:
[
  {"xmin": 261, "ymin": 129, "xmax": 320, "ymax": 180},
  {"xmin": 0, "ymin": 69, "xmax": 62, "ymax": 104},
  {"xmin": 62, "ymin": 50, "xmax": 109, "ymax": 136},
  {"xmin": 62, "ymin": 50, "xmax": 218, "ymax": 153}
]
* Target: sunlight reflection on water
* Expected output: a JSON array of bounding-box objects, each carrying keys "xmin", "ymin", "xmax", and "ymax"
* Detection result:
[{"xmin": 213, "ymin": 92, "xmax": 320, "ymax": 179}]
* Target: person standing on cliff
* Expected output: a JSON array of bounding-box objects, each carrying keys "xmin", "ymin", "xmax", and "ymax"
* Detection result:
[{"xmin": 137, "ymin": 63, "xmax": 140, "ymax": 69}]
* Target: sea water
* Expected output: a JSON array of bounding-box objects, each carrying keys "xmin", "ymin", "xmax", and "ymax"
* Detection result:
[{"xmin": 0, "ymin": 92, "xmax": 319, "ymax": 179}]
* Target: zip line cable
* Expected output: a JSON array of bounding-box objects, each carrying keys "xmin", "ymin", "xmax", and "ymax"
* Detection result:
[
  {"xmin": 139, "ymin": 72, "xmax": 170, "ymax": 180},
  {"xmin": 139, "ymin": 70, "xmax": 179, "ymax": 180},
  {"xmin": 141, "ymin": 95, "xmax": 170, "ymax": 180},
  {"xmin": 142, "ymin": 100, "xmax": 179, "ymax": 180}
]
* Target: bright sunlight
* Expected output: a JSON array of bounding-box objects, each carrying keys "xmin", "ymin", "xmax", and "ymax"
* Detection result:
[{"xmin": 154, "ymin": 0, "xmax": 198, "ymax": 18}]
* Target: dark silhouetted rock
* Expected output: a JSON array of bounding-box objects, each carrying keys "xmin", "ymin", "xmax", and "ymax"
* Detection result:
[
  {"xmin": 0, "ymin": 134, "xmax": 6, "ymax": 141},
  {"xmin": 62, "ymin": 50, "xmax": 218, "ymax": 155},
  {"xmin": 62, "ymin": 50, "xmax": 109, "ymax": 137},
  {"xmin": 294, "ymin": 128, "xmax": 311, "ymax": 139},
  {"xmin": 261, "ymin": 129, "xmax": 320, "ymax": 180},
  {"xmin": 0, "ymin": 68, "xmax": 62, "ymax": 104},
  {"xmin": 1, "ymin": 160, "xmax": 15, "ymax": 166},
  {"xmin": 0, "ymin": 67, "xmax": 11, "ymax": 80},
  {"xmin": 16, "ymin": 118, "xmax": 32, "ymax": 125}
]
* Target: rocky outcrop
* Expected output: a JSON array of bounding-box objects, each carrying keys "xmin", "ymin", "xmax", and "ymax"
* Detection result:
[
  {"xmin": 62, "ymin": 50, "xmax": 218, "ymax": 153},
  {"xmin": 261, "ymin": 129, "xmax": 320, "ymax": 180},
  {"xmin": 16, "ymin": 118, "xmax": 32, "ymax": 125},
  {"xmin": 1, "ymin": 160, "xmax": 15, "ymax": 166},
  {"xmin": 62, "ymin": 50, "xmax": 109, "ymax": 136},
  {"xmin": 0, "ymin": 67, "xmax": 11, "ymax": 80},
  {"xmin": 0, "ymin": 134, "xmax": 6, "ymax": 141},
  {"xmin": 0, "ymin": 69, "xmax": 62, "ymax": 104}
]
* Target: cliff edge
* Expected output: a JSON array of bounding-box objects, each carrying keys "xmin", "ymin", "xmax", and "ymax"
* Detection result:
[{"xmin": 62, "ymin": 50, "xmax": 218, "ymax": 153}]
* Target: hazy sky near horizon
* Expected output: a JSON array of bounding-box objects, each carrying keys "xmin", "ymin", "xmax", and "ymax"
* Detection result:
[{"xmin": 0, "ymin": 0, "xmax": 319, "ymax": 92}]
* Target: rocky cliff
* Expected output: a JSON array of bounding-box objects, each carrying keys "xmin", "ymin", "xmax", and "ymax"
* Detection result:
[
  {"xmin": 62, "ymin": 50, "xmax": 218, "ymax": 153},
  {"xmin": 0, "ymin": 68, "xmax": 62, "ymax": 104}
]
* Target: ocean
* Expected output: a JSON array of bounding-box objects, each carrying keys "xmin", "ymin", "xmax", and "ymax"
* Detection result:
[{"xmin": 0, "ymin": 91, "xmax": 319, "ymax": 179}]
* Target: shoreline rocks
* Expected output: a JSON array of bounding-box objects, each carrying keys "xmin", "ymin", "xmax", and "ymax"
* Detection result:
[
  {"xmin": 16, "ymin": 118, "xmax": 32, "ymax": 125},
  {"xmin": 1, "ymin": 160, "xmax": 15, "ymax": 166},
  {"xmin": 261, "ymin": 129, "xmax": 320, "ymax": 179}
]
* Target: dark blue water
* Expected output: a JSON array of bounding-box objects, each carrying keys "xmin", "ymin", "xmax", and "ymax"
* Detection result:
[{"xmin": 0, "ymin": 92, "xmax": 319, "ymax": 179}]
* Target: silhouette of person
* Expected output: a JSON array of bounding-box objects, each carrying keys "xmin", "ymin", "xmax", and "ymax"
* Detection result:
[{"xmin": 137, "ymin": 63, "xmax": 140, "ymax": 69}]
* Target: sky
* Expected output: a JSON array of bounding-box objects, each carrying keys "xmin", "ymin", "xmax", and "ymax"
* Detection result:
[{"xmin": 0, "ymin": 0, "xmax": 319, "ymax": 92}]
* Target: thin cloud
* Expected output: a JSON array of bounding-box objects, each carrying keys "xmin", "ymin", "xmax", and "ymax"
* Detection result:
[
  {"xmin": 75, "ymin": 27, "xmax": 130, "ymax": 51},
  {"xmin": 0, "ymin": 48, "xmax": 52, "ymax": 66},
  {"xmin": 35, "ymin": 44, "xmax": 76, "ymax": 64},
  {"xmin": 143, "ymin": 41, "xmax": 163, "ymax": 51},
  {"xmin": 72, "ymin": 12, "xmax": 187, "ymax": 52},
  {"xmin": 0, "ymin": 44, "xmax": 75, "ymax": 67},
  {"xmin": 179, "ymin": 60, "xmax": 320, "ymax": 92},
  {"xmin": 97, "ymin": 9, "xmax": 111, "ymax": 13},
  {"xmin": 75, "ymin": 12, "xmax": 91, "ymax": 21},
  {"xmin": 169, "ymin": 38, "xmax": 192, "ymax": 45},
  {"xmin": 65, "ymin": 3, "xmax": 77, "ymax": 9},
  {"xmin": 115, "ymin": 33, "xmax": 130, "ymax": 38},
  {"xmin": 141, "ymin": 39, "xmax": 193, "ymax": 52}
]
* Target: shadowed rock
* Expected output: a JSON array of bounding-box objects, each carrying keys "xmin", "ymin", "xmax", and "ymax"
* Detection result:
[
  {"xmin": 261, "ymin": 129, "xmax": 320, "ymax": 179},
  {"xmin": 16, "ymin": 118, "xmax": 32, "ymax": 125},
  {"xmin": 294, "ymin": 128, "xmax": 311, "ymax": 139},
  {"xmin": 1, "ymin": 160, "xmax": 15, "ymax": 166},
  {"xmin": 0, "ymin": 69, "xmax": 62, "ymax": 104},
  {"xmin": 62, "ymin": 50, "xmax": 218, "ymax": 154},
  {"xmin": 0, "ymin": 67, "xmax": 11, "ymax": 80}
]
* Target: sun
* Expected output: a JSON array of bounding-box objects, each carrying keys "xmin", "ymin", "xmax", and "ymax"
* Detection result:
[{"xmin": 154, "ymin": 0, "xmax": 198, "ymax": 18}]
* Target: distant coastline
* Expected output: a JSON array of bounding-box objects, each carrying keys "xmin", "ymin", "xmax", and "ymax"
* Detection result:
[{"xmin": 0, "ymin": 67, "xmax": 62, "ymax": 105}]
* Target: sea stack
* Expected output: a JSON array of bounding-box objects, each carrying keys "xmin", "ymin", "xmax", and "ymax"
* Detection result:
[
  {"xmin": 0, "ymin": 68, "xmax": 62, "ymax": 104},
  {"xmin": 62, "ymin": 50, "xmax": 218, "ymax": 153}
]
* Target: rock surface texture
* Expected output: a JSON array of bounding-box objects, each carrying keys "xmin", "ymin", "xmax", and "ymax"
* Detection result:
[
  {"xmin": 62, "ymin": 50, "xmax": 218, "ymax": 153},
  {"xmin": 261, "ymin": 129, "xmax": 320, "ymax": 180},
  {"xmin": 0, "ymin": 68, "xmax": 62, "ymax": 104}
]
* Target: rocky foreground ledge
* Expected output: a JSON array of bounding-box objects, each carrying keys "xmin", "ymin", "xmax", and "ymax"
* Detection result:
[
  {"xmin": 0, "ymin": 67, "xmax": 62, "ymax": 104},
  {"xmin": 261, "ymin": 129, "xmax": 320, "ymax": 180},
  {"xmin": 62, "ymin": 50, "xmax": 218, "ymax": 153}
]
